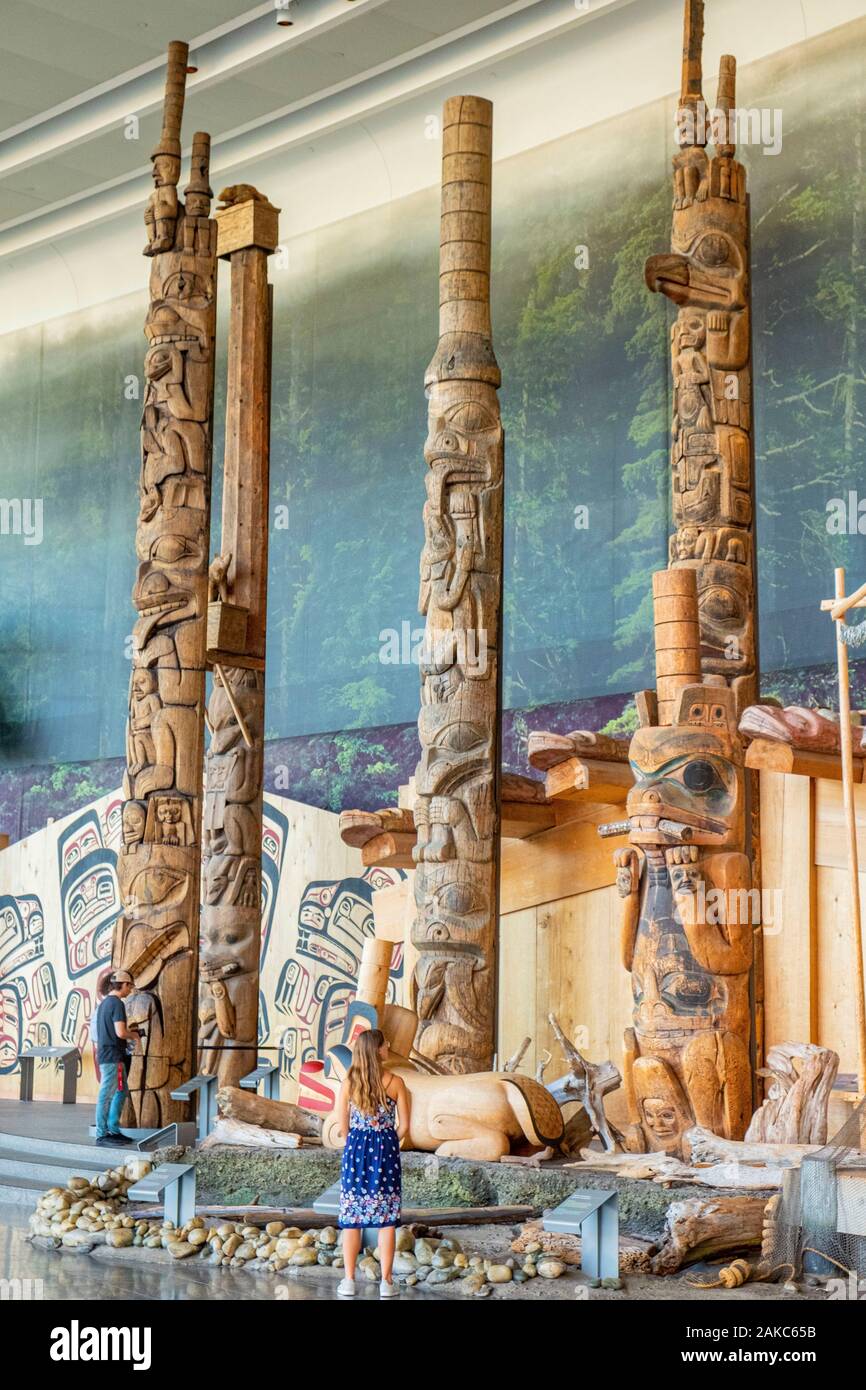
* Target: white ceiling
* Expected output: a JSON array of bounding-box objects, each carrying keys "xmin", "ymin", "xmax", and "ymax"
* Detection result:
[
  {"xmin": 0, "ymin": 0, "xmax": 539, "ymax": 223},
  {"xmin": 1, "ymin": 0, "xmax": 865, "ymax": 333}
]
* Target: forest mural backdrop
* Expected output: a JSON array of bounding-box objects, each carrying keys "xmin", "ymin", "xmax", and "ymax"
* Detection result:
[{"xmin": 1, "ymin": 17, "xmax": 865, "ymax": 841}]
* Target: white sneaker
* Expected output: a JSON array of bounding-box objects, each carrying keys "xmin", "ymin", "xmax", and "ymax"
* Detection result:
[
  {"xmin": 337, "ymin": 1277, "xmax": 356, "ymax": 1298},
  {"xmin": 380, "ymin": 1279, "xmax": 398, "ymax": 1298}
]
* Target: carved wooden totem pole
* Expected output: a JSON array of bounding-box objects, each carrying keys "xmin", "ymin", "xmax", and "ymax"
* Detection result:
[
  {"xmin": 614, "ymin": 569, "xmax": 753, "ymax": 1157},
  {"xmin": 115, "ymin": 42, "xmax": 217, "ymax": 1126},
  {"xmin": 645, "ymin": 0, "xmax": 757, "ymax": 712},
  {"xmin": 412, "ymin": 97, "xmax": 504, "ymax": 1074},
  {"xmin": 612, "ymin": 0, "xmax": 759, "ymax": 1155},
  {"xmin": 198, "ymin": 188, "xmax": 279, "ymax": 1088}
]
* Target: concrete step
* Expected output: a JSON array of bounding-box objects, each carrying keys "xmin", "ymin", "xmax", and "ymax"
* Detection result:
[
  {"xmin": 0, "ymin": 1150, "xmax": 106, "ymax": 1188},
  {"xmin": 0, "ymin": 1175, "xmax": 52, "ymax": 1206},
  {"xmin": 0, "ymin": 1128, "xmax": 123, "ymax": 1166}
]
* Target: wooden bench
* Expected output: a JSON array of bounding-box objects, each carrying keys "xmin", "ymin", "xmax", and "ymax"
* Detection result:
[
  {"xmin": 126, "ymin": 1163, "xmax": 196, "ymax": 1227},
  {"xmin": 18, "ymin": 1046, "xmax": 80, "ymax": 1104}
]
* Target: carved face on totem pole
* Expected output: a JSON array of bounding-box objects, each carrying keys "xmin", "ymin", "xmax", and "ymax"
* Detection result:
[
  {"xmin": 645, "ymin": 58, "xmax": 755, "ymax": 712},
  {"xmin": 617, "ymin": 686, "xmax": 753, "ymax": 1154},
  {"xmin": 412, "ymin": 375, "xmax": 503, "ymax": 1074}
]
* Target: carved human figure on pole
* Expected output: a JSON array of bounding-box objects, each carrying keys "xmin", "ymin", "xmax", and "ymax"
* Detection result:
[
  {"xmin": 412, "ymin": 97, "xmax": 504, "ymax": 1074},
  {"xmin": 114, "ymin": 41, "xmax": 216, "ymax": 1128},
  {"xmin": 645, "ymin": 0, "xmax": 756, "ymax": 712}
]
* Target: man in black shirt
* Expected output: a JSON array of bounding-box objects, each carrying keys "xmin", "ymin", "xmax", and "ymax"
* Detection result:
[{"xmin": 95, "ymin": 970, "xmax": 141, "ymax": 1146}]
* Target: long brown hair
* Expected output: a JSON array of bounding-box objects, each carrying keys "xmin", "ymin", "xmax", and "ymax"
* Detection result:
[{"xmin": 347, "ymin": 1029, "xmax": 388, "ymax": 1115}]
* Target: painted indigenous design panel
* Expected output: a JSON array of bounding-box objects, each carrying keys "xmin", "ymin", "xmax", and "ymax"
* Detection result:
[{"xmin": 0, "ymin": 788, "xmax": 401, "ymax": 1100}]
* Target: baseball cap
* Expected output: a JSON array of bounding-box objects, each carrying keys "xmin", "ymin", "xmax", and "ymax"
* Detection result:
[{"xmin": 111, "ymin": 970, "xmax": 134, "ymax": 984}]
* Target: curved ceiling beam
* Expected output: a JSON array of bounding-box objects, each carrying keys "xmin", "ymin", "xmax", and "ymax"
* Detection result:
[{"xmin": 0, "ymin": 0, "xmax": 637, "ymax": 259}]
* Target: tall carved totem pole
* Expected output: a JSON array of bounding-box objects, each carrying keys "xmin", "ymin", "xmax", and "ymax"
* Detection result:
[
  {"xmin": 645, "ymin": 0, "xmax": 757, "ymax": 712},
  {"xmin": 115, "ymin": 42, "xmax": 217, "ymax": 1126},
  {"xmin": 412, "ymin": 96, "xmax": 504, "ymax": 1074},
  {"xmin": 612, "ymin": 0, "xmax": 760, "ymax": 1156},
  {"xmin": 198, "ymin": 188, "xmax": 279, "ymax": 1089}
]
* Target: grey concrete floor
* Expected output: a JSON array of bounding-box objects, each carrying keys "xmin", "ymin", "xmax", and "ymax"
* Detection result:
[{"xmin": 0, "ymin": 1204, "xmax": 383, "ymax": 1302}]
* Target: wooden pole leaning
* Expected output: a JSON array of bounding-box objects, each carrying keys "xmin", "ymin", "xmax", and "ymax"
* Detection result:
[{"xmin": 825, "ymin": 568, "xmax": 866, "ymax": 1096}]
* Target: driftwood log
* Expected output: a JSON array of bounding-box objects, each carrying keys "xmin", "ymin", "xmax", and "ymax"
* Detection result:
[
  {"xmin": 201, "ymin": 1117, "xmax": 305, "ymax": 1149},
  {"xmin": 217, "ymin": 1085, "xmax": 323, "ymax": 1138},
  {"xmin": 411, "ymin": 95, "xmax": 504, "ymax": 1073},
  {"xmin": 545, "ymin": 1013, "xmax": 623, "ymax": 1152},
  {"xmin": 745, "ymin": 1043, "xmax": 839, "ymax": 1145},
  {"xmin": 651, "ymin": 1195, "xmax": 768, "ymax": 1274},
  {"xmin": 685, "ymin": 1125, "xmax": 815, "ymax": 1167},
  {"xmin": 511, "ymin": 1220, "xmax": 655, "ymax": 1273}
]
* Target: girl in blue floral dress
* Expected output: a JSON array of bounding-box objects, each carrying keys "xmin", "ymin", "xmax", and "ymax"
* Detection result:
[{"xmin": 336, "ymin": 1028, "xmax": 410, "ymax": 1299}]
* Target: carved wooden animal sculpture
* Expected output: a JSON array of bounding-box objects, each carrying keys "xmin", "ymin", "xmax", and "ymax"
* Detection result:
[
  {"xmin": 198, "ymin": 190, "xmax": 278, "ymax": 1089},
  {"xmin": 115, "ymin": 42, "xmax": 216, "ymax": 1127},
  {"xmin": 615, "ymin": 672, "xmax": 753, "ymax": 1157},
  {"xmin": 645, "ymin": 0, "xmax": 757, "ymax": 715},
  {"xmin": 411, "ymin": 96, "xmax": 504, "ymax": 1075}
]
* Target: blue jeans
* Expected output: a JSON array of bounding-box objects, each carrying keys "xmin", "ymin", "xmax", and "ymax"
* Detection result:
[{"xmin": 96, "ymin": 1059, "xmax": 129, "ymax": 1138}]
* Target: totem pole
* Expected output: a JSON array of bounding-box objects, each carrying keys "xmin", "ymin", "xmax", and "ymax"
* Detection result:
[
  {"xmin": 645, "ymin": 0, "xmax": 757, "ymax": 712},
  {"xmin": 411, "ymin": 96, "xmax": 504, "ymax": 1074},
  {"xmin": 115, "ymin": 42, "xmax": 217, "ymax": 1126},
  {"xmin": 613, "ymin": 569, "xmax": 753, "ymax": 1157},
  {"xmin": 198, "ymin": 187, "xmax": 279, "ymax": 1089}
]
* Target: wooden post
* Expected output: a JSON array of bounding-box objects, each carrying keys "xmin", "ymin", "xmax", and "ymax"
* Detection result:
[
  {"xmin": 198, "ymin": 188, "xmax": 279, "ymax": 1090},
  {"xmin": 829, "ymin": 568, "xmax": 866, "ymax": 1096},
  {"xmin": 114, "ymin": 43, "xmax": 217, "ymax": 1126},
  {"xmin": 412, "ymin": 96, "xmax": 504, "ymax": 1073}
]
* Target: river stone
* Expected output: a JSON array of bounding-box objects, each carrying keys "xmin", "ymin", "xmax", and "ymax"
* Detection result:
[
  {"xmin": 537, "ymin": 1259, "xmax": 567, "ymax": 1279},
  {"xmin": 188, "ymin": 1229, "xmax": 208, "ymax": 1247},
  {"xmin": 266, "ymin": 1222, "xmax": 285, "ymax": 1237},
  {"xmin": 62, "ymin": 1230, "xmax": 100, "ymax": 1249},
  {"xmin": 359, "ymin": 1257, "xmax": 379, "ymax": 1281},
  {"xmin": 276, "ymin": 1238, "xmax": 300, "ymax": 1259},
  {"xmin": 487, "ymin": 1264, "xmax": 513, "ymax": 1284},
  {"xmin": 169, "ymin": 1242, "xmax": 197, "ymax": 1259},
  {"xmin": 461, "ymin": 1274, "xmax": 486, "ymax": 1296},
  {"xmin": 453, "ymin": 1253, "xmax": 468, "ymax": 1269},
  {"xmin": 426, "ymin": 1267, "xmax": 460, "ymax": 1285},
  {"xmin": 235, "ymin": 1241, "xmax": 258, "ymax": 1261},
  {"xmin": 395, "ymin": 1229, "xmax": 415, "ymax": 1252},
  {"xmin": 289, "ymin": 1248, "xmax": 318, "ymax": 1267},
  {"xmin": 405, "ymin": 1274, "xmax": 418, "ymax": 1287},
  {"xmin": 414, "ymin": 1239, "xmax": 435, "ymax": 1266},
  {"xmin": 522, "ymin": 1261, "xmax": 538, "ymax": 1278},
  {"xmin": 107, "ymin": 1228, "xmax": 134, "ymax": 1249},
  {"xmin": 318, "ymin": 1227, "xmax": 337, "ymax": 1246},
  {"xmin": 317, "ymin": 1251, "xmax": 334, "ymax": 1266},
  {"xmin": 475, "ymin": 1284, "xmax": 494, "ymax": 1298},
  {"xmin": 432, "ymin": 1250, "xmax": 454, "ymax": 1268},
  {"xmin": 438, "ymin": 1238, "xmax": 463, "ymax": 1254},
  {"xmin": 393, "ymin": 1252, "xmax": 418, "ymax": 1275}
]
